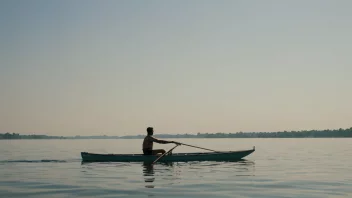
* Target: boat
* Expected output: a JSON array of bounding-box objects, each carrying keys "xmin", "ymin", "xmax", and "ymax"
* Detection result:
[{"xmin": 81, "ymin": 146, "xmax": 255, "ymax": 163}]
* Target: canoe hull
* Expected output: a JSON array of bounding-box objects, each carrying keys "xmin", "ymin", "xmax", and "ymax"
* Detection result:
[{"xmin": 81, "ymin": 147, "xmax": 255, "ymax": 163}]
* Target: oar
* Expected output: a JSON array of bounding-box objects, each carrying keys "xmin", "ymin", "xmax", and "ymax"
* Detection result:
[
  {"xmin": 152, "ymin": 144, "xmax": 179, "ymax": 164},
  {"xmin": 177, "ymin": 142, "xmax": 220, "ymax": 153}
]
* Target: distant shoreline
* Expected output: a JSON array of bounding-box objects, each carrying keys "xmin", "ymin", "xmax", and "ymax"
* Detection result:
[
  {"xmin": 1, "ymin": 127, "xmax": 351, "ymax": 139},
  {"xmin": 0, "ymin": 137, "xmax": 351, "ymax": 140}
]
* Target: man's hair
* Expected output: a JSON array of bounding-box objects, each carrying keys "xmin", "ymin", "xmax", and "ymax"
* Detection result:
[{"xmin": 147, "ymin": 127, "xmax": 153, "ymax": 134}]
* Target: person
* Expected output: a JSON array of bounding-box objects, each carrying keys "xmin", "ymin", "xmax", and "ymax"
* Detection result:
[{"xmin": 142, "ymin": 127, "xmax": 180, "ymax": 155}]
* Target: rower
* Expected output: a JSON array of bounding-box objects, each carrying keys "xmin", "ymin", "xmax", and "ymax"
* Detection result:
[{"xmin": 142, "ymin": 127, "xmax": 180, "ymax": 155}]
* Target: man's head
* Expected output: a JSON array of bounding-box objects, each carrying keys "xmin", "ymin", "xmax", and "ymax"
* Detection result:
[{"xmin": 147, "ymin": 127, "xmax": 154, "ymax": 135}]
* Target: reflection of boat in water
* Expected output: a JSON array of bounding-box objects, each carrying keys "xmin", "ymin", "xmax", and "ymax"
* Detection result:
[
  {"xmin": 81, "ymin": 147, "xmax": 255, "ymax": 163},
  {"xmin": 141, "ymin": 159, "xmax": 255, "ymax": 188}
]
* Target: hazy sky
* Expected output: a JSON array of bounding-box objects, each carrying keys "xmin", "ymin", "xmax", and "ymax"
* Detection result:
[{"xmin": 1, "ymin": 1, "xmax": 351, "ymax": 136}]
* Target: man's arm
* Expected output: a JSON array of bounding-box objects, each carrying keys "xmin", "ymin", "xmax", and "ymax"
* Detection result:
[{"xmin": 150, "ymin": 136, "xmax": 177, "ymax": 144}]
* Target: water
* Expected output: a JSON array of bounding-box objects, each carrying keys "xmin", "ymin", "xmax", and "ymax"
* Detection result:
[{"xmin": 0, "ymin": 138, "xmax": 351, "ymax": 198}]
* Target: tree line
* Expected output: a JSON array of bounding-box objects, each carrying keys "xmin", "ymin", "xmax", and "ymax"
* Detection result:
[
  {"xmin": 0, "ymin": 133, "xmax": 66, "ymax": 139},
  {"xmin": 193, "ymin": 127, "xmax": 352, "ymax": 138},
  {"xmin": 1, "ymin": 127, "xmax": 351, "ymax": 139}
]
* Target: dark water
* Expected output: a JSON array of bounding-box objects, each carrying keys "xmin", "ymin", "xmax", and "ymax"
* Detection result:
[{"xmin": 0, "ymin": 139, "xmax": 351, "ymax": 197}]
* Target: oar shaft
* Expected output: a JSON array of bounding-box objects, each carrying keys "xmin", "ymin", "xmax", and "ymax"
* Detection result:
[
  {"xmin": 152, "ymin": 144, "xmax": 179, "ymax": 164},
  {"xmin": 180, "ymin": 143, "xmax": 218, "ymax": 152}
]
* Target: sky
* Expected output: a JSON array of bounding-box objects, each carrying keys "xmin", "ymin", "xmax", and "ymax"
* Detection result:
[{"xmin": 0, "ymin": 0, "xmax": 351, "ymax": 136}]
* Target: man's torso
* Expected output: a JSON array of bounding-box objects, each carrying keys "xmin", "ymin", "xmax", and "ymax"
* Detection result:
[{"xmin": 143, "ymin": 135, "xmax": 154, "ymax": 150}]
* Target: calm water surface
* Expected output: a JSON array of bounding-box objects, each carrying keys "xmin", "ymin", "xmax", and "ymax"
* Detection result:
[{"xmin": 0, "ymin": 138, "xmax": 351, "ymax": 197}]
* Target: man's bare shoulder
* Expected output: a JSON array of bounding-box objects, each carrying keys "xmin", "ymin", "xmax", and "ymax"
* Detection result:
[{"xmin": 145, "ymin": 135, "xmax": 157, "ymax": 141}]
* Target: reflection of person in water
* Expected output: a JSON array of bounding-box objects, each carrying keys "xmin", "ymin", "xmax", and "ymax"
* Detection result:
[
  {"xmin": 142, "ymin": 162, "xmax": 175, "ymax": 188},
  {"xmin": 143, "ymin": 162, "xmax": 155, "ymax": 188}
]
